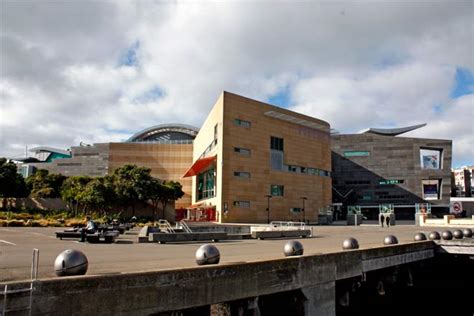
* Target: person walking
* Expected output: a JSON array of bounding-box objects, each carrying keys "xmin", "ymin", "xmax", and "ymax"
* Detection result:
[
  {"xmin": 385, "ymin": 214, "xmax": 391, "ymax": 227},
  {"xmin": 379, "ymin": 213, "xmax": 384, "ymax": 227}
]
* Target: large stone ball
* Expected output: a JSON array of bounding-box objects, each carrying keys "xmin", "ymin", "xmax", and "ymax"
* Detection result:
[
  {"xmin": 441, "ymin": 230, "xmax": 453, "ymax": 240},
  {"xmin": 383, "ymin": 235, "xmax": 398, "ymax": 245},
  {"xmin": 453, "ymin": 230, "xmax": 464, "ymax": 239},
  {"xmin": 54, "ymin": 249, "xmax": 88, "ymax": 277},
  {"xmin": 195, "ymin": 244, "xmax": 220, "ymax": 265},
  {"xmin": 414, "ymin": 232, "xmax": 427, "ymax": 241},
  {"xmin": 462, "ymin": 228, "xmax": 472, "ymax": 238},
  {"xmin": 283, "ymin": 240, "xmax": 304, "ymax": 256},
  {"xmin": 342, "ymin": 238, "xmax": 359, "ymax": 250},
  {"xmin": 428, "ymin": 231, "xmax": 441, "ymax": 240}
]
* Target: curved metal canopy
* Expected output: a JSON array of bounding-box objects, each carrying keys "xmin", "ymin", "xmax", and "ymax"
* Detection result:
[{"xmin": 363, "ymin": 123, "xmax": 427, "ymax": 136}]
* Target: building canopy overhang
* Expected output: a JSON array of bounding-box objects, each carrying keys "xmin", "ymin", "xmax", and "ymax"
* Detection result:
[
  {"xmin": 361, "ymin": 123, "xmax": 427, "ymax": 136},
  {"xmin": 182, "ymin": 155, "xmax": 216, "ymax": 178}
]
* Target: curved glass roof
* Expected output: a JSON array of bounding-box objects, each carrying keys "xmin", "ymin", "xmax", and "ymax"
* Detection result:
[{"xmin": 126, "ymin": 123, "xmax": 199, "ymax": 143}]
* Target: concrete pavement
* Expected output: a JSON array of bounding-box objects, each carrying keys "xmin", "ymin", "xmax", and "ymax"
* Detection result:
[{"xmin": 0, "ymin": 222, "xmax": 465, "ymax": 282}]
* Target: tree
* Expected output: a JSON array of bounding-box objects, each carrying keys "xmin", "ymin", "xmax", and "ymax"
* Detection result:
[
  {"xmin": 26, "ymin": 169, "xmax": 66, "ymax": 198},
  {"xmin": 147, "ymin": 178, "xmax": 163, "ymax": 221},
  {"xmin": 159, "ymin": 181, "xmax": 185, "ymax": 219},
  {"xmin": 0, "ymin": 158, "xmax": 30, "ymax": 209},
  {"xmin": 110, "ymin": 165, "xmax": 154, "ymax": 216},
  {"xmin": 61, "ymin": 176, "xmax": 92, "ymax": 215},
  {"xmin": 77, "ymin": 178, "xmax": 115, "ymax": 214}
]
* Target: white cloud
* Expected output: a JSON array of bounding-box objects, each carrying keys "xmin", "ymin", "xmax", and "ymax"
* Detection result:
[{"xmin": 0, "ymin": 1, "xmax": 472, "ymax": 166}]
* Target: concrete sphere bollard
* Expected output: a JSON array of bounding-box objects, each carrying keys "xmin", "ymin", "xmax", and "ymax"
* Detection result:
[
  {"xmin": 383, "ymin": 235, "xmax": 398, "ymax": 245},
  {"xmin": 441, "ymin": 230, "xmax": 453, "ymax": 240},
  {"xmin": 414, "ymin": 232, "xmax": 427, "ymax": 241},
  {"xmin": 453, "ymin": 230, "xmax": 464, "ymax": 239},
  {"xmin": 342, "ymin": 238, "xmax": 359, "ymax": 250},
  {"xmin": 195, "ymin": 244, "xmax": 220, "ymax": 265},
  {"xmin": 462, "ymin": 228, "xmax": 472, "ymax": 238},
  {"xmin": 283, "ymin": 240, "xmax": 304, "ymax": 256},
  {"xmin": 428, "ymin": 231, "xmax": 441, "ymax": 240},
  {"xmin": 54, "ymin": 249, "xmax": 88, "ymax": 277}
]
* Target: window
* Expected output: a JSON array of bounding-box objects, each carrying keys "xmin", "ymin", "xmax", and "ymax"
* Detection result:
[
  {"xmin": 270, "ymin": 136, "xmax": 284, "ymax": 151},
  {"xmin": 234, "ymin": 147, "xmax": 251, "ymax": 156},
  {"xmin": 344, "ymin": 151, "xmax": 370, "ymax": 157},
  {"xmin": 290, "ymin": 207, "xmax": 301, "ymax": 213},
  {"xmin": 270, "ymin": 185, "xmax": 284, "ymax": 196},
  {"xmin": 197, "ymin": 168, "xmax": 216, "ymax": 200},
  {"xmin": 319, "ymin": 170, "xmax": 330, "ymax": 177},
  {"xmin": 271, "ymin": 150, "xmax": 283, "ymax": 170},
  {"xmin": 234, "ymin": 171, "xmax": 250, "ymax": 179},
  {"xmin": 288, "ymin": 165, "xmax": 298, "ymax": 172},
  {"xmin": 422, "ymin": 179, "xmax": 442, "ymax": 200},
  {"xmin": 420, "ymin": 148, "xmax": 442, "ymax": 169},
  {"xmin": 57, "ymin": 163, "xmax": 82, "ymax": 166},
  {"xmin": 234, "ymin": 118, "xmax": 251, "ymax": 128},
  {"xmin": 214, "ymin": 124, "xmax": 218, "ymax": 144},
  {"xmin": 345, "ymin": 180, "xmax": 371, "ymax": 185},
  {"xmin": 233, "ymin": 201, "xmax": 250, "ymax": 208}
]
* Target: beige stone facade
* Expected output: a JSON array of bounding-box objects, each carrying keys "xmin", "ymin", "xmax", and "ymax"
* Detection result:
[
  {"xmin": 108, "ymin": 143, "xmax": 193, "ymax": 209},
  {"xmin": 189, "ymin": 92, "xmax": 332, "ymax": 223}
]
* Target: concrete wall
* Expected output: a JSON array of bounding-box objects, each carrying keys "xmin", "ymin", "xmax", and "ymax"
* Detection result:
[
  {"xmin": 332, "ymin": 133, "xmax": 452, "ymax": 207},
  {"xmin": 28, "ymin": 144, "xmax": 110, "ymax": 177},
  {"xmin": 9, "ymin": 198, "xmax": 67, "ymax": 210},
  {"xmin": 0, "ymin": 242, "xmax": 434, "ymax": 315}
]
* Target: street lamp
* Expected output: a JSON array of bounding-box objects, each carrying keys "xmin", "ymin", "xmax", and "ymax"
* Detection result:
[
  {"xmin": 265, "ymin": 195, "xmax": 272, "ymax": 224},
  {"xmin": 301, "ymin": 196, "xmax": 308, "ymax": 223}
]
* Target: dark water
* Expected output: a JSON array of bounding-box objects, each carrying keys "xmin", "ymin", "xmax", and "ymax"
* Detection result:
[
  {"xmin": 157, "ymin": 254, "xmax": 473, "ymax": 315},
  {"xmin": 337, "ymin": 254, "xmax": 474, "ymax": 316}
]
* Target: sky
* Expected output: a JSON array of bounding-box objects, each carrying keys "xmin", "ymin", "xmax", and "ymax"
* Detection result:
[{"xmin": 0, "ymin": 1, "xmax": 473, "ymax": 168}]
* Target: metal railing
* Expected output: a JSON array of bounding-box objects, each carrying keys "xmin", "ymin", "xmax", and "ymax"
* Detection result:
[
  {"xmin": 2, "ymin": 248, "xmax": 38, "ymax": 316},
  {"xmin": 269, "ymin": 221, "xmax": 307, "ymax": 231},
  {"xmin": 179, "ymin": 220, "xmax": 192, "ymax": 233},
  {"xmin": 158, "ymin": 220, "xmax": 175, "ymax": 233}
]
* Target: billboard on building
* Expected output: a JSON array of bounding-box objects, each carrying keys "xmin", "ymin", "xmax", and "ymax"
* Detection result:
[{"xmin": 420, "ymin": 149, "xmax": 441, "ymax": 169}]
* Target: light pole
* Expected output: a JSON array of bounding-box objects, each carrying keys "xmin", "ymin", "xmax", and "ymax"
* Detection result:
[
  {"xmin": 265, "ymin": 195, "xmax": 272, "ymax": 224},
  {"xmin": 301, "ymin": 196, "xmax": 307, "ymax": 223}
]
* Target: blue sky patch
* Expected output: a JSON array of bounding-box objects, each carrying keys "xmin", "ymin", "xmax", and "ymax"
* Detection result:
[
  {"xmin": 119, "ymin": 41, "xmax": 140, "ymax": 67},
  {"xmin": 268, "ymin": 86, "xmax": 291, "ymax": 108},
  {"xmin": 133, "ymin": 86, "xmax": 165, "ymax": 103},
  {"xmin": 432, "ymin": 103, "xmax": 443, "ymax": 114},
  {"xmin": 450, "ymin": 68, "xmax": 473, "ymax": 98}
]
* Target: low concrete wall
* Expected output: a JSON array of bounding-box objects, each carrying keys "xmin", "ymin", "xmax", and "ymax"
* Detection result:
[
  {"xmin": 0, "ymin": 242, "xmax": 434, "ymax": 315},
  {"xmin": 419, "ymin": 214, "xmax": 474, "ymax": 227},
  {"xmin": 189, "ymin": 224, "xmax": 251, "ymax": 234}
]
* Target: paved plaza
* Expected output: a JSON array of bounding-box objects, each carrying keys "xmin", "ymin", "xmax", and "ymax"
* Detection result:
[{"xmin": 0, "ymin": 222, "xmax": 459, "ymax": 282}]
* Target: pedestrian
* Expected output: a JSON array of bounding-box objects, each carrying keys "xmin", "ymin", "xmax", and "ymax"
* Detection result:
[
  {"xmin": 80, "ymin": 215, "xmax": 97, "ymax": 242},
  {"xmin": 379, "ymin": 213, "xmax": 384, "ymax": 227},
  {"xmin": 385, "ymin": 214, "xmax": 390, "ymax": 227}
]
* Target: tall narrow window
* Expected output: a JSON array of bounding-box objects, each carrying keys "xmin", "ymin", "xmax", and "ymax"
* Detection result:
[
  {"xmin": 214, "ymin": 124, "xmax": 218, "ymax": 144},
  {"xmin": 270, "ymin": 136, "xmax": 284, "ymax": 151},
  {"xmin": 197, "ymin": 168, "xmax": 216, "ymax": 200}
]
